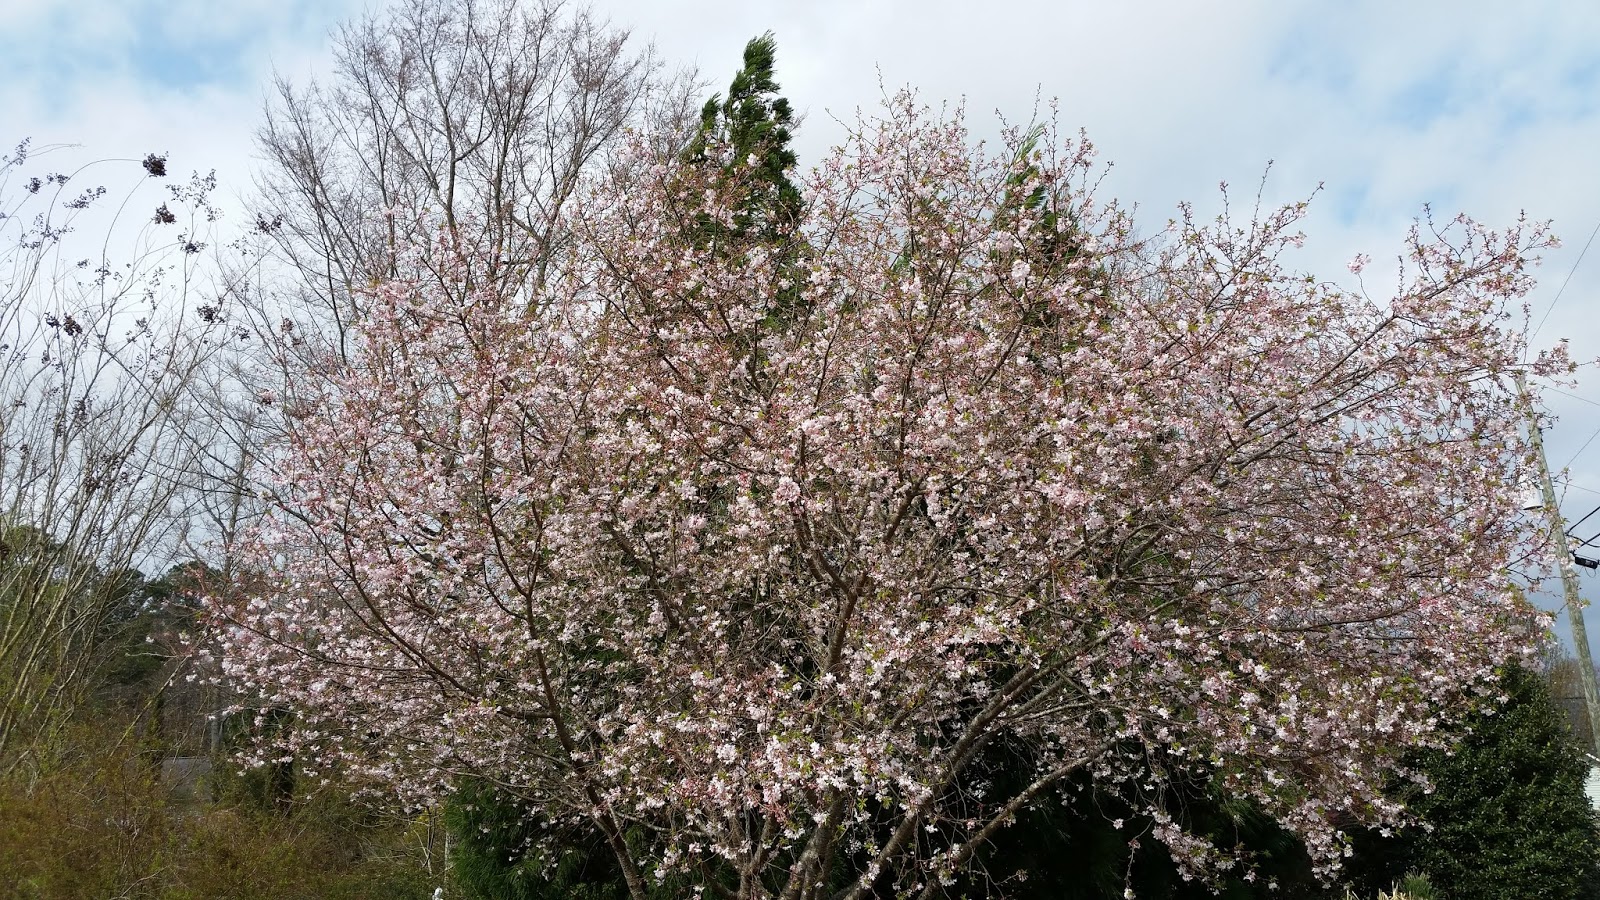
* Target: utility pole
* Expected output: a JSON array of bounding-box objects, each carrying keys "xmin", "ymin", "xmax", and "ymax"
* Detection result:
[{"xmin": 1517, "ymin": 370, "xmax": 1600, "ymax": 754}]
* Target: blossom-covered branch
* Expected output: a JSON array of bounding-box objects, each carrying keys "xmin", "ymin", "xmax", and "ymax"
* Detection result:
[{"xmin": 209, "ymin": 94, "xmax": 1562, "ymax": 897}]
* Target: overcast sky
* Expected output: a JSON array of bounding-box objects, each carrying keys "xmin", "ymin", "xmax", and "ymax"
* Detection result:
[{"xmin": 7, "ymin": 0, "xmax": 1600, "ymax": 639}]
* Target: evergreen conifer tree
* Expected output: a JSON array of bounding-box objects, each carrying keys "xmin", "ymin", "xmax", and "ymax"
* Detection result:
[
  {"xmin": 1350, "ymin": 664, "xmax": 1600, "ymax": 900},
  {"xmin": 682, "ymin": 32, "xmax": 802, "ymax": 252},
  {"xmin": 445, "ymin": 34, "xmax": 803, "ymax": 899}
]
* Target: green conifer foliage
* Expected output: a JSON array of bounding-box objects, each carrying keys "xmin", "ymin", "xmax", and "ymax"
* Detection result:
[
  {"xmin": 682, "ymin": 32, "xmax": 802, "ymax": 250},
  {"xmin": 446, "ymin": 779, "xmax": 627, "ymax": 900},
  {"xmin": 950, "ymin": 750, "xmax": 1327, "ymax": 899},
  {"xmin": 1354, "ymin": 664, "xmax": 1600, "ymax": 900},
  {"xmin": 445, "ymin": 34, "xmax": 804, "ymax": 900}
]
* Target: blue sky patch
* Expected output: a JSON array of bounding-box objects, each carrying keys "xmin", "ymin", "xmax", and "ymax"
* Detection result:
[
  {"xmin": 1384, "ymin": 67, "xmax": 1461, "ymax": 130},
  {"xmin": 1332, "ymin": 181, "xmax": 1371, "ymax": 226},
  {"xmin": 125, "ymin": 25, "xmax": 254, "ymax": 91}
]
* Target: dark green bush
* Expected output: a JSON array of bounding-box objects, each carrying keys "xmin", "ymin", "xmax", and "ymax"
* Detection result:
[{"xmin": 1349, "ymin": 664, "xmax": 1600, "ymax": 900}]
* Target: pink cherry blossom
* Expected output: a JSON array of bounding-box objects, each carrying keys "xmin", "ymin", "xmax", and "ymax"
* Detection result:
[{"xmin": 207, "ymin": 95, "xmax": 1566, "ymax": 898}]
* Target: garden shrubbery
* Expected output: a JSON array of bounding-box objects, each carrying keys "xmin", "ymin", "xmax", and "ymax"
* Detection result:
[{"xmin": 0, "ymin": 718, "xmax": 444, "ymax": 900}]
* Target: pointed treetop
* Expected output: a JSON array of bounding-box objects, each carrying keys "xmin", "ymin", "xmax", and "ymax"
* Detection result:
[{"xmin": 684, "ymin": 32, "xmax": 802, "ymax": 242}]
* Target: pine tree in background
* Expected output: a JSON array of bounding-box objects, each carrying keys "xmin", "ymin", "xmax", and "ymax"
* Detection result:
[
  {"xmin": 445, "ymin": 34, "xmax": 804, "ymax": 900},
  {"xmin": 680, "ymin": 32, "xmax": 807, "ymax": 337},
  {"xmin": 682, "ymin": 32, "xmax": 802, "ymax": 251},
  {"xmin": 1544, "ymin": 648, "xmax": 1594, "ymax": 754},
  {"xmin": 1350, "ymin": 664, "xmax": 1600, "ymax": 900}
]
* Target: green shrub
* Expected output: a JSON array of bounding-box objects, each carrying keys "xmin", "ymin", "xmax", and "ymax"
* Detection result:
[
  {"xmin": 0, "ymin": 719, "xmax": 444, "ymax": 900},
  {"xmin": 1392, "ymin": 871, "xmax": 1440, "ymax": 899},
  {"xmin": 1349, "ymin": 664, "xmax": 1600, "ymax": 900}
]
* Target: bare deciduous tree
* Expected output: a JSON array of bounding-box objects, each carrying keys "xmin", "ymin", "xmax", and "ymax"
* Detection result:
[
  {"xmin": 0, "ymin": 142, "xmax": 231, "ymax": 774},
  {"xmin": 251, "ymin": 0, "xmax": 700, "ymax": 353}
]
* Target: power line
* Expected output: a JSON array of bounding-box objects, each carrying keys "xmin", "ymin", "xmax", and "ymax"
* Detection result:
[
  {"xmin": 1531, "ymin": 384, "xmax": 1600, "ymax": 472},
  {"xmin": 1556, "ymin": 478, "xmax": 1600, "ymax": 498},
  {"xmin": 1569, "ymin": 504, "xmax": 1600, "ymax": 536},
  {"xmin": 1565, "ymin": 421, "xmax": 1600, "ymax": 470},
  {"xmin": 1534, "ymin": 218, "xmax": 1600, "ymax": 339},
  {"xmin": 1545, "ymin": 386, "xmax": 1600, "ymax": 408}
]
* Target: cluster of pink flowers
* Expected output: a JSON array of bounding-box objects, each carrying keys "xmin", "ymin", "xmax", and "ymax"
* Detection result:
[{"xmin": 209, "ymin": 95, "xmax": 1564, "ymax": 896}]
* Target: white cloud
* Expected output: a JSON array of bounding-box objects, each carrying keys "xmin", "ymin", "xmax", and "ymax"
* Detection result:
[{"xmin": 10, "ymin": 0, "xmax": 1600, "ymax": 634}]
